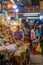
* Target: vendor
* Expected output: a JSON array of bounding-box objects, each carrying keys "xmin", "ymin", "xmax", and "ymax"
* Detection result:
[{"xmin": 14, "ymin": 26, "xmax": 23, "ymax": 40}]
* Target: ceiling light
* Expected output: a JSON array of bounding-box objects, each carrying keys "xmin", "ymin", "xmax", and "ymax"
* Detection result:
[
  {"xmin": 15, "ymin": 9, "xmax": 19, "ymax": 12},
  {"xmin": 12, "ymin": 5, "xmax": 17, "ymax": 9}
]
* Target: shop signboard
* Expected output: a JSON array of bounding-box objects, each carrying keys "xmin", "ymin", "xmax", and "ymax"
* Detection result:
[
  {"xmin": 19, "ymin": 12, "xmax": 40, "ymax": 19},
  {"xmin": 27, "ymin": 17, "xmax": 39, "ymax": 19},
  {"xmin": 23, "ymin": 13, "xmax": 40, "ymax": 17}
]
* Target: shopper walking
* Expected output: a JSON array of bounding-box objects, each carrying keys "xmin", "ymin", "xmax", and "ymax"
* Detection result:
[
  {"xmin": 30, "ymin": 26, "xmax": 36, "ymax": 40},
  {"xmin": 40, "ymin": 25, "xmax": 43, "ymax": 56},
  {"xmin": 35, "ymin": 26, "xmax": 40, "ymax": 41},
  {"xmin": 30, "ymin": 26, "xmax": 36, "ymax": 51}
]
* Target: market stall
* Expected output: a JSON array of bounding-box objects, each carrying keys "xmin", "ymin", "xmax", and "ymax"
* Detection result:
[
  {"xmin": 0, "ymin": 21, "xmax": 31, "ymax": 65},
  {"xmin": 0, "ymin": 39, "xmax": 30, "ymax": 65}
]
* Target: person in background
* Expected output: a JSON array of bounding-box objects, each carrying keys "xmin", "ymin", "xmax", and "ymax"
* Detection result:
[
  {"xmin": 40, "ymin": 25, "xmax": 43, "ymax": 61},
  {"xmin": 24, "ymin": 26, "xmax": 32, "ymax": 43},
  {"xmin": 30, "ymin": 26, "xmax": 36, "ymax": 51},
  {"xmin": 21, "ymin": 23, "xmax": 26, "ymax": 36},
  {"xmin": 14, "ymin": 26, "xmax": 23, "ymax": 40},
  {"xmin": 38, "ymin": 25, "xmax": 42, "ymax": 37},
  {"xmin": 30, "ymin": 26, "xmax": 36, "ymax": 40},
  {"xmin": 35, "ymin": 26, "xmax": 40, "ymax": 41}
]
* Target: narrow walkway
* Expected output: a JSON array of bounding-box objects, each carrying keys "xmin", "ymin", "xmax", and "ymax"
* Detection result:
[{"xmin": 30, "ymin": 54, "xmax": 42, "ymax": 65}]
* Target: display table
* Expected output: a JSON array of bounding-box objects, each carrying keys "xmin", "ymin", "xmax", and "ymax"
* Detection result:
[{"xmin": 0, "ymin": 42, "xmax": 30, "ymax": 65}]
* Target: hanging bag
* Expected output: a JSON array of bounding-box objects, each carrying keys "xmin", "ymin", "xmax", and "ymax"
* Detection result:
[{"xmin": 35, "ymin": 42, "xmax": 42, "ymax": 53}]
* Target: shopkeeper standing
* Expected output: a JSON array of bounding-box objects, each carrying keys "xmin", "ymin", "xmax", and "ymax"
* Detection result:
[{"xmin": 14, "ymin": 26, "xmax": 23, "ymax": 40}]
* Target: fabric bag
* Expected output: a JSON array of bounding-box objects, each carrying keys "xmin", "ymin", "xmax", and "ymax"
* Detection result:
[{"xmin": 35, "ymin": 42, "xmax": 42, "ymax": 53}]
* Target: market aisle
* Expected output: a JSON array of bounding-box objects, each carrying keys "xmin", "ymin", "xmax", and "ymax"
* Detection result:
[{"xmin": 30, "ymin": 54, "xmax": 42, "ymax": 65}]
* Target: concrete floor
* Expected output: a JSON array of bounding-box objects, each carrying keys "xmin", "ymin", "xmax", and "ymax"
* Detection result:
[{"xmin": 30, "ymin": 54, "xmax": 43, "ymax": 65}]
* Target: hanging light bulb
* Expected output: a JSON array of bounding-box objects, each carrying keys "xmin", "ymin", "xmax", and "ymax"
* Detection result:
[{"xmin": 12, "ymin": 5, "xmax": 17, "ymax": 9}]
